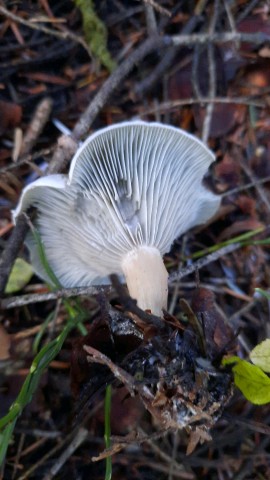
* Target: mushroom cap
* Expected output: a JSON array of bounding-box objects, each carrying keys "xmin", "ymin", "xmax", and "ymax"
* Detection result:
[{"xmin": 13, "ymin": 121, "xmax": 220, "ymax": 287}]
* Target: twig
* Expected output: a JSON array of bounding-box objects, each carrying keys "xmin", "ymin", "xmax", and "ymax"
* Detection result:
[
  {"xmin": 72, "ymin": 35, "xmax": 170, "ymax": 141},
  {"xmin": 42, "ymin": 428, "xmax": 88, "ymax": 480},
  {"xmin": 236, "ymin": 0, "xmax": 261, "ymax": 23},
  {"xmin": 0, "ymin": 6, "xmax": 92, "ymax": 58},
  {"xmin": 221, "ymin": 174, "xmax": 270, "ymax": 197},
  {"xmin": 241, "ymin": 161, "xmax": 270, "ymax": 213},
  {"xmin": 46, "ymin": 134, "xmax": 78, "ymax": 174},
  {"xmin": 202, "ymin": 0, "xmax": 219, "ymax": 143},
  {"xmin": 134, "ymin": 10, "xmax": 203, "ymax": 96},
  {"xmin": 228, "ymin": 300, "xmax": 257, "ymax": 324},
  {"xmin": 16, "ymin": 428, "xmax": 82, "ymax": 480},
  {"xmin": 134, "ymin": 45, "xmax": 177, "ymax": 95},
  {"xmin": 11, "ymin": 433, "xmax": 25, "ymax": 480},
  {"xmin": 170, "ymin": 31, "xmax": 270, "ymax": 46},
  {"xmin": 138, "ymin": 428, "xmax": 192, "ymax": 478},
  {"xmin": 192, "ymin": 44, "xmax": 202, "ymax": 100},
  {"xmin": 0, "ymin": 285, "xmax": 110, "ymax": 309},
  {"xmin": 83, "ymin": 345, "xmax": 136, "ymax": 397},
  {"xmin": 139, "ymin": 0, "xmax": 171, "ymax": 17},
  {"xmin": 223, "ymin": 0, "xmax": 237, "ymax": 34},
  {"xmin": 0, "ymin": 148, "xmax": 52, "ymax": 174},
  {"xmin": 168, "ymin": 242, "xmax": 242, "ymax": 285},
  {"xmin": 144, "ymin": 3, "xmax": 158, "ymax": 36},
  {"xmin": 20, "ymin": 98, "xmax": 53, "ymax": 156},
  {"xmin": 140, "ymin": 96, "xmax": 265, "ymax": 116},
  {"xmin": 1, "ymin": 243, "xmax": 243, "ymax": 309}
]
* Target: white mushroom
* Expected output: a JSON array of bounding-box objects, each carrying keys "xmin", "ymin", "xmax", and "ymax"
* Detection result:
[{"xmin": 13, "ymin": 121, "xmax": 220, "ymax": 316}]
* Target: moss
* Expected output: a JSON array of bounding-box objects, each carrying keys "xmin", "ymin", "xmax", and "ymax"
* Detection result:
[{"xmin": 75, "ymin": 0, "xmax": 116, "ymax": 72}]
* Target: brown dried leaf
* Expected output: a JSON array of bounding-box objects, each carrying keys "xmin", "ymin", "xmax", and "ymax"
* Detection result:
[
  {"xmin": 186, "ymin": 427, "xmax": 212, "ymax": 455},
  {"xmin": 192, "ymin": 288, "xmax": 235, "ymax": 360},
  {"xmin": 194, "ymin": 103, "xmax": 245, "ymax": 138},
  {"xmin": 0, "ymin": 324, "xmax": 11, "ymax": 360},
  {"xmin": 215, "ymin": 153, "xmax": 242, "ymax": 189},
  {"xmin": 0, "ymin": 100, "xmax": 22, "ymax": 134}
]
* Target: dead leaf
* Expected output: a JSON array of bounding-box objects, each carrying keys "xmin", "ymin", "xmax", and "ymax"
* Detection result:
[
  {"xmin": 191, "ymin": 288, "xmax": 236, "ymax": 360},
  {"xmin": 186, "ymin": 427, "xmax": 212, "ymax": 455},
  {"xmin": 0, "ymin": 100, "xmax": 22, "ymax": 134},
  {"xmin": 215, "ymin": 153, "xmax": 242, "ymax": 189},
  {"xmin": 0, "ymin": 324, "xmax": 11, "ymax": 360},
  {"xmin": 194, "ymin": 103, "xmax": 245, "ymax": 138}
]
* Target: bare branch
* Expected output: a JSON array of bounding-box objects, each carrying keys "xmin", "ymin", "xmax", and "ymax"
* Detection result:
[
  {"xmin": 0, "ymin": 6, "xmax": 92, "ymax": 58},
  {"xmin": 1, "ymin": 243, "xmax": 242, "ymax": 309}
]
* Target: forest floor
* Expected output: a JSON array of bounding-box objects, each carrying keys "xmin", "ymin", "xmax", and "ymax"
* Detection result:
[{"xmin": 1, "ymin": 1, "xmax": 270, "ymax": 479}]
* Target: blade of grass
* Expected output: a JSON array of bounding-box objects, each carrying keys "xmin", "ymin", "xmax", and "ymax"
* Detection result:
[
  {"xmin": 104, "ymin": 384, "xmax": 112, "ymax": 480},
  {"xmin": 30, "ymin": 222, "xmax": 62, "ymax": 289},
  {"xmin": 0, "ymin": 315, "xmax": 82, "ymax": 465},
  {"xmin": 32, "ymin": 310, "xmax": 55, "ymax": 354},
  {"xmin": 189, "ymin": 227, "xmax": 265, "ymax": 260},
  {"xmin": 30, "ymin": 221, "xmax": 88, "ymax": 335},
  {"xmin": 255, "ymin": 288, "xmax": 270, "ymax": 300}
]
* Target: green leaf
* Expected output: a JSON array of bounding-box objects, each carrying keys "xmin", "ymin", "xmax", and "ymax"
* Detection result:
[
  {"xmin": 5, "ymin": 258, "xmax": 33, "ymax": 294},
  {"xmin": 222, "ymin": 355, "xmax": 241, "ymax": 366},
  {"xmin": 223, "ymin": 356, "xmax": 270, "ymax": 405},
  {"xmin": 250, "ymin": 339, "xmax": 270, "ymax": 373}
]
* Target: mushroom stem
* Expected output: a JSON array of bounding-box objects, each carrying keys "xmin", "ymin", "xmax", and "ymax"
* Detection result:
[{"xmin": 121, "ymin": 246, "xmax": 168, "ymax": 317}]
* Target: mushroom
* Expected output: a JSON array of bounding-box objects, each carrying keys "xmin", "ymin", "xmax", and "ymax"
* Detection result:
[{"xmin": 13, "ymin": 121, "xmax": 220, "ymax": 316}]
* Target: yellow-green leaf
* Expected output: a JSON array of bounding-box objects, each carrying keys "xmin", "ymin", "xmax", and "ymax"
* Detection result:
[
  {"xmin": 5, "ymin": 258, "xmax": 33, "ymax": 294},
  {"xmin": 223, "ymin": 356, "xmax": 270, "ymax": 405},
  {"xmin": 250, "ymin": 339, "xmax": 270, "ymax": 373},
  {"xmin": 222, "ymin": 356, "xmax": 240, "ymax": 366}
]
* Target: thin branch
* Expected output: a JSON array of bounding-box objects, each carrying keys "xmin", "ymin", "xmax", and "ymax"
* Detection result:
[
  {"xmin": 20, "ymin": 98, "xmax": 53, "ymax": 156},
  {"xmin": 42, "ymin": 428, "xmax": 88, "ymax": 480},
  {"xmin": 72, "ymin": 35, "xmax": 170, "ymax": 140},
  {"xmin": 138, "ymin": 0, "xmax": 171, "ymax": 17},
  {"xmin": 241, "ymin": 161, "xmax": 270, "ymax": 213},
  {"xmin": 144, "ymin": 3, "xmax": 158, "ymax": 36},
  {"xmin": 202, "ymin": 0, "xmax": 219, "ymax": 143},
  {"xmin": 0, "ymin": 148, "xmax": 52, "ymax": 174},
  {"xmin": 236, "ymin": 0, "xmax": 261, "ymax": 23},
  {"xmin": 0, "ymin": 285, "xmax": 110, "ymax": 309},
  {"xmin": 0, "ymin": 6, "xmax": 92, "ymax": 58},
  {"xmin": 221, "ymin": 174, "xmax": 270, "ymax": 198},
  {"xmin": 170, "ymin": 31, "xmax": 270, "ymax": 46},
  {"xmin": 134, "ymin": 9, "xmax": 204, "ymax": 96},
  {"xmin": 1, "ymin": 242, "xmax": 243, "ymax": 309},
  {"xmin": 140, "ymin": 96, "xmax": 265, "ymax": 116},
  {"xmin": 168, "ymin": 242, "xmax": 242, "ymax": 285}
]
